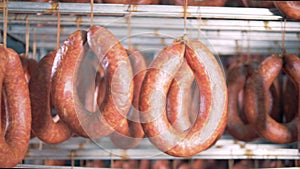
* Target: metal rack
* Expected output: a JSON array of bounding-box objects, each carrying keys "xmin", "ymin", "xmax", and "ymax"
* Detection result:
[
  {"xmin": 25, "ymin": 136, "xmax": 298, "ymax": 160},
  {"xmin": 0, "ymin": 1, "xmax": 299, "ymax": 161},
  {"xmin": 0, "ymin": 1, "xmax": 300, "ymax": 58}
]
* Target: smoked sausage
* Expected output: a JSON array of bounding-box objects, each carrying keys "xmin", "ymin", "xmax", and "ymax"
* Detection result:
[
  {"xmin": 244, "ymin": 55, "xmax": 297, "ymax": 144},
  {"xmin": 282, "ymin": 53, "xmax": 300, "ymax": 151},
  {"xmin": 242, "ymin": 0, "xmax": 274, "ymax": 8},
  {"xmin": 166, "ymin": 60, "xmax": 194, "ymax": 132},
  {"xmin": 283, "ymin": 77, "xmax": 298, "ymax": 122},
  {"xmin": 19, "ymin": 55, "xmax": 38, "ymax": 139},
  {"xmin": 109, "ymin": 49, "xmax": 146, "ymax": 149},
  {"xmin": 30, "ymin": 50, "xmax": 72, "ymax": 144},
  {"xmin": 274, "ymin": 1, "xmax": 300, "ymax": 20},
  {"xmin": 226, "ymin": 61, "xmax": 282, "ymax": 141},
  {"xmin": 226, "ymin": 64, "xmax": 259, "ymax": 141},
  {"xmin": 19, "ymin": 55, "xmax": 38, "ymax": 84},
  {"xmin": 0, "ymin": 46, "xmax": 31, "ymax": 168},
  {"xmin": 52, "ymin": 26, "xmax": 133, "ymax": 138},
  {"xmin": 139, "ymin": 39, "xmax": 227, "ymax": 157}
]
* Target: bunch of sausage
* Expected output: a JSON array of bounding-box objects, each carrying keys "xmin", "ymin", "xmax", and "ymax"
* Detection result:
[
  {"xmin": 0, "ymin": 25, "xmax": 228, "ymax": 167},
  {"xmin": 0, "ymin": 26, "xmax": 299, "ymax": 168},
  {"xmin": 226, "ymin": 54, "xmax": 300, "ymax": 144}
]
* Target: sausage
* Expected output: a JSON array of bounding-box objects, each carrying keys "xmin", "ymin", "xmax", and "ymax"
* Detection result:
[
  {"xmin": 52, "ymin": 26, "xmax": 133, "ymax": 138},
  {"xmin": 226, "ymin": 64, "xmax": 259, "ymax": 141},
  {"xmin": 242, "ymin": 0, "xmax": 274, "ymax": 8},
  {"xmin": 139, "ymin": 39, "xmax": 227, "ymax": 157},
  {"xmin": 174, "ymin": 0, "xmax": 226, "ymax": 6},
  {"xmin": 269, "ymin": 77, "xmax": 282, "ymax": 122},
  {"xmin": 282, "ymin": 53, "xmax": 300, "ymax": 148},
  {"xmin": 102, "ymin": 0, "xmax": 153, "ymax": 4},
  {"xmin": 139, "ymin": 160, "xmax": 151, "ymax": 169},
  {"xmin": 244, "ymin": 55, "xmax": 297, "ymax": 144},
  {"xmin": 274, "ymin": 1, "xmax": 300, "ymax": 20},
  {"xmin": 152, "ymin": 160, "xmax": 172, "ymax": 169},
  {"xmin": 29, "ymin": 50, "xmax": 72, "ymax": 144},
  {"xmin": 19, "ymin": 55, "xmax": 38, "ymax": 139},
  {"xmin": 1, "ymin": 92, "xmax": 8, "ymax": 134},
  {"xmin": 109, "ymin": 49, "xmax": 146, "ymax": 149},
  {"xmin": 0, "ymin": 46, "xmax": 31, "ymax": 168},
  {"xmin": 166, "ymin": 60, "xmax": 194, "ymax": 132},
  {"xmin": 19, "ymin": 55, "xmax": 38, "ymax": 84},
  {"xmin": 283, "ymin": 77, "xmax": 298, "ymax": 122}
]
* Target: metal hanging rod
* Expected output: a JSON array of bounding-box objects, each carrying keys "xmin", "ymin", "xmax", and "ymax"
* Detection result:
[{"xmin": 1, "ymin": 1, "xmax": 284, "ymax": 20}]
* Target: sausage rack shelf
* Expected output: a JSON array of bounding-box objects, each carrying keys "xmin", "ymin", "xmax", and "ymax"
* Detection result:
[
  {"xmin": 25, "ymin": 135, "xmax": 298, "ymax": 160},
  {"xmin": 0, "ymin": 1, "xmax": 299, "ymax": 161},
  {"xmin": 0, "ymin": 1, "xmax": 300, "ymax": 58}
]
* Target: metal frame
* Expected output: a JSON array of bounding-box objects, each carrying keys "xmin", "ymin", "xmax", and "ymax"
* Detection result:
[
  {"xmin": 0, "ymin": 2, "xmax": 299, "ymax": 57},
  {"xmin": 0, "ymin": 1, "xmax": 299, "ymax": 161}
]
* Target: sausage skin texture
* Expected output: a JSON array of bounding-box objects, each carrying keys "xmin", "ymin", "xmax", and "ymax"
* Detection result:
[
  {"xmin": 0, "ymin": 46, "xmax": 31, "ymax": 168},
  {"xmin": 283, "ymin": 77, "xmax": 298, "ymax": 122},
  {"xmin": 274, "ymin": 1, "xmax": 300, "ymax": 20},
  {"xmin": 166, "ymin": 60, "xmax": 194, "ymax": 132},
  {"xmin": 226, "ymin": 64, "xmax": 259, "ymax": 141},
  {"xmin": 30, "ymin": 50, "xmax": 72, "ymax": 144},
  {"xmin": 174, "ymin": 0, "xmax": 226, "ymax": 6},
  {"xmin": 52, "ymin": 26, "xmax": 133, "ymax": 138},
  {"xmin": 109, "ymin": 49, "xmax": 146, "ymax": 149},
  {"xmin": 244, "ymin": 55, "xmax": 297, "ymax": 144},
  {"xmin": 19, "ymin": 56, "xmax": 38, "ymax": 84},
  {"xmin": 139, "ymin": 40, "xmax": 227, "ymax": 157},
  {"xmin": 242, "ymin": 0, "xmax": 274, "ymax": 8},
  {"xmin": 19, "ymin": 56, "xmax": 39, "ymax": 139}
]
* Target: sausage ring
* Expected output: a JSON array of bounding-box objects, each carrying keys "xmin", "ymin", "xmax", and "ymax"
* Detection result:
[
  {"xmin": 109, "ymin": 49, "xmax": 146, "ymax": 149},
  {"xmin": 226, "ymin": 64, "xmax": 259, "ymax": 142},
  {"xmin": 166, "ymin": 60, "xmax": 194, "ymax": 132},
  {"xmin": 30, "ymin": 50, "xmax": 73, "ymax": 144},
  {"xmin": 52, "ymin": 26, "xmax": 133, "ymax": 138},
  {"xmin": 244, "ymin": 55, "xmax": 297, "ymax": 144},
  {"xmin": 139, "ymin": 39, "xmax": 227, "ymax": 157},
  {"xmin": 0, "ymin": 46, "xmax": 31, "ymax": 167},
  {"xmin": 274, "ymin": 1, "xmax": 300, "ymax": 20}
]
